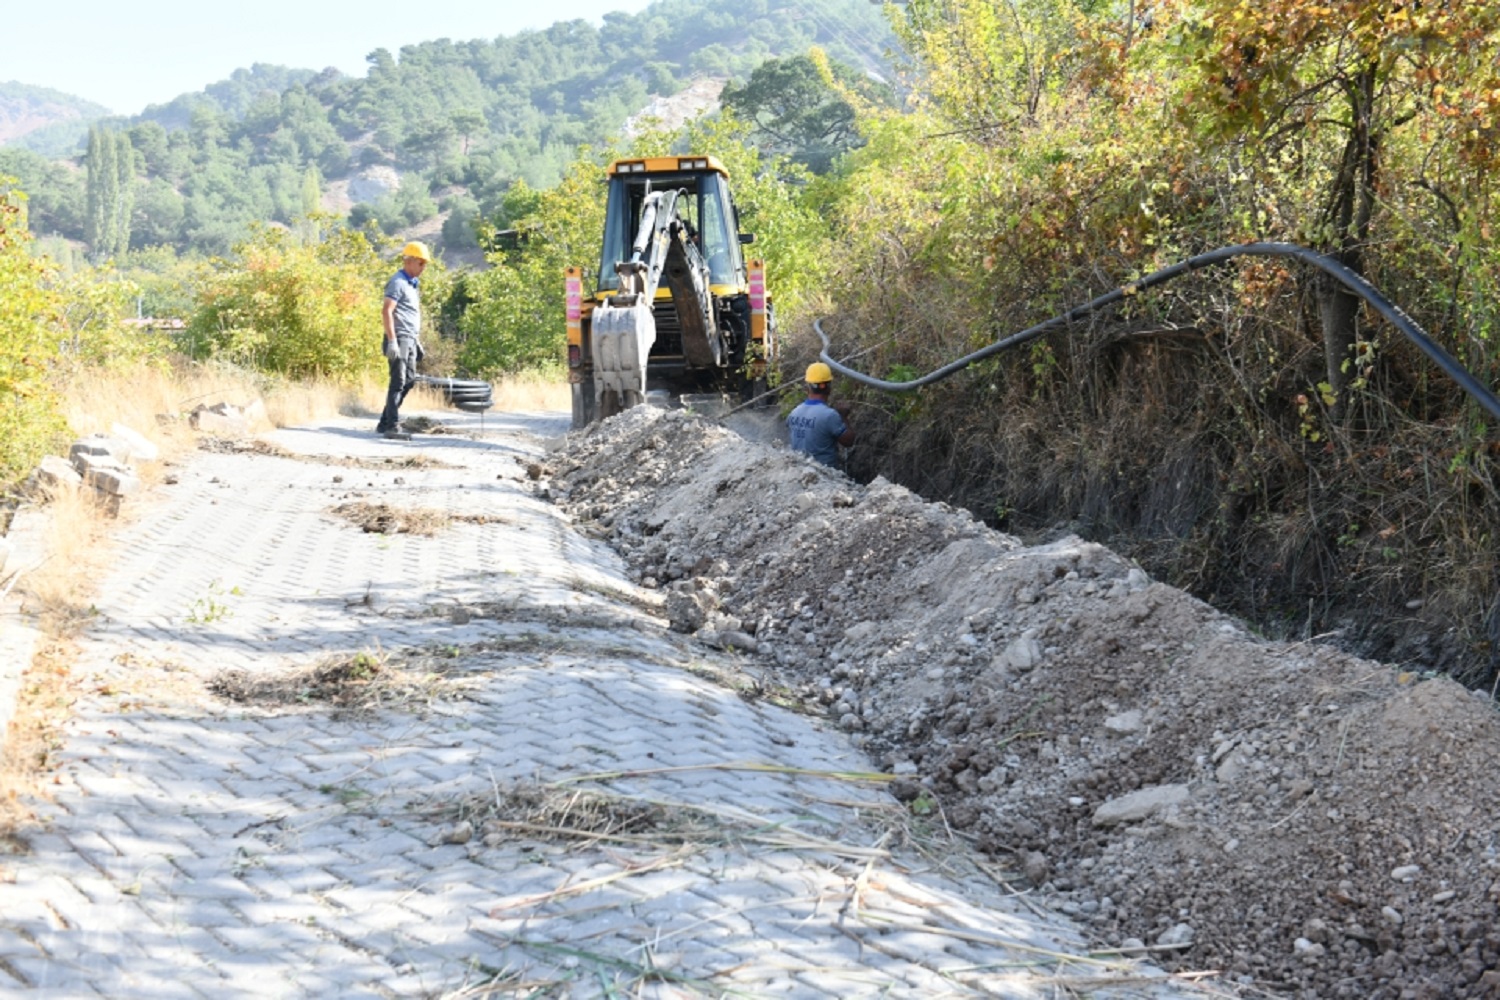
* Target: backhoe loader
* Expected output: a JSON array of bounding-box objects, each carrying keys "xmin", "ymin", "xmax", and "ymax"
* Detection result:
[{"xmin": 565, "ymin": 155, "xmax": 774, "ymax": 428}]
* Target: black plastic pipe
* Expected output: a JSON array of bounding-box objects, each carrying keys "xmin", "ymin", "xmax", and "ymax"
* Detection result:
[{"xmin": 815, "ymin": 241, "xmax": 1500, "ymax": 422}]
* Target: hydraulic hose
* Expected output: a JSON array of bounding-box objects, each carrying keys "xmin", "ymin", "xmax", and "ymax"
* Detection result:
[{"xmin": 815, "ymin": 241, "xmax": 1500, "ymax": 423}]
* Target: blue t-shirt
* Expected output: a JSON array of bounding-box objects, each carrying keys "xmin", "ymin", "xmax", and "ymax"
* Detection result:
[
  {"xmin": 384, "ymin": 269, "xmax": 422, "ymax": 339},
  {"xmin": 787, "ymin": 398, "xmax": 847, "ymax": 467}
]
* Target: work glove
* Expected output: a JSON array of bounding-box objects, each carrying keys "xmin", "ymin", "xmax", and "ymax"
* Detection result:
[{"xmin": 383, "ymin": 337, "xmax": 400, "ymax": 361}]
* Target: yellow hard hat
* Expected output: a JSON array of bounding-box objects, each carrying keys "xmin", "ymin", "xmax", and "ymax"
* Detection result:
[
  {"xmin": 401, "ymin": 241, "xmax": 432, "ymax": 262},
  {"xmin": 806, "ymin": 362, "xmax": 833, "ymax": 384}
]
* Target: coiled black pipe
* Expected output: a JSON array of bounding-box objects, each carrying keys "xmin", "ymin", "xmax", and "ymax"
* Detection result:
[{"xmin": 814, "ymin": 241, "xmax": 1500, "ymax": 422}]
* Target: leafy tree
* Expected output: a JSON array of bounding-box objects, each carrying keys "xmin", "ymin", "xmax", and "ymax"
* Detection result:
[
  {"xmin": 721, "ymin": 51, "xmax": 891, "ymax": 172},
  {"xmin": 402, "ymin": 118, "xmax": 458, "ymax": 171},
  {"xmin": 132, "ymin": 176, "xmax": 186, "ymax": 247},
  {"xmin": 458, "ymin": 170, "xmax": 602, "ymax": 375},
  {"xmin": 1153, "ymin": 0, "xmax": 1500, "ymax": 417},
  {"xmin": 449, "ymin": 108, "xmax": 486, "ymax": 155},
  {"xmin": 186, "ymin": 222, "xmax": 393, "ymax": 380},
  {"xmin": 440, "ymin": 193, "xmax": 481, "ymax": 251},
  {"xmin": 85, "ymin": 125, "xmax": 117, "ymax": 259},
  {"xmin": 641, "ymin": 63, "xmax": 680, "ymax": 96},
  {"xmin": 894, "ymin": 0, "xmax": 1089, "ymax": 135},
  {"xmin": 119, "ymin": 245, "xmax": 199, "ymax": 319},
  {"xmin": 0, "ymin": 147, "xmax": 85, "ymax": 239},
  {"xmin": 0, "ymin": 180, "xmax": 67, "ymax": 487},
  {"xmin": 82, "ymin": 125, "xmax": 138, "ymax": 259},
  {"xmin": 111, "ymin": 131, "xmax": 136, "ymax": 257},
  {"xmin": 51, "ymin": 264, "xmax": 164, "ymax": 372}
]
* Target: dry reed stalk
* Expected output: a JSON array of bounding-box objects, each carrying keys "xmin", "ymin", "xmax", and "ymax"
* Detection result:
[
  {"xmin": 853, "ymin": 904, "xmax": 1195, "ymax": 971},
  {"xmin": 487, "ymin": 848, "xmax": 693, "ymax": 914},
  {"xmin": 556, "ymin": 761, "xmax": 897, "ymax": 786}
]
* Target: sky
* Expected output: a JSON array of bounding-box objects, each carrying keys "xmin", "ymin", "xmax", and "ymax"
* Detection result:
[{"xmin": 7, "ymin": 0, "xmax": 657, "ymax": 116}]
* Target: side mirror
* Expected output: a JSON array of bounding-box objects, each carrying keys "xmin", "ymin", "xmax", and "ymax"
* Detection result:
[{"xmin": 738, "ymin": 233, "xmax": 755, "ymax": 245}]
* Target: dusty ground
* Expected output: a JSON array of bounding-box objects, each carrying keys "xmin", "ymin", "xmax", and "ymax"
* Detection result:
[{"xmin": 546, "ymin": 407, "xmax": 1500, "ymax": 999}]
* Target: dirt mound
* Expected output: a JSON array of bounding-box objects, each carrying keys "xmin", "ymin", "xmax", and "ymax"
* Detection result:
[{"xmin": 549, "ymin": 407, "xmax": 1500, "ymax": 998}]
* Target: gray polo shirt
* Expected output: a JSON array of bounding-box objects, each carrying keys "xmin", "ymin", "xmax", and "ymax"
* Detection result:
[{"xmin": 384, "ymin": 270, "xmax": 422, "ymax": 339}]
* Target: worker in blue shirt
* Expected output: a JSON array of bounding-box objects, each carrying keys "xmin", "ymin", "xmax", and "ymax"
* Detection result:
[{"xmin": 787, "ymin": 362, "xmax": 855, "ymax": 468}]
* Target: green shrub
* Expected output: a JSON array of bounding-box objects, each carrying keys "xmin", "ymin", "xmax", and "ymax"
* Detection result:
[
  {"xmin": 0, "ymin": 182, "xmax": 67, "ymax": 489},
  {"xmin": 185, "ymin": 222, "xmax": 394, "ymax": 381}
]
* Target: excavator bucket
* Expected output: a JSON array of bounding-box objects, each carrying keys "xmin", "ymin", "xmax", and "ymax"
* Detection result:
[
  {"xmin": 590, "ymin": 298, "xmax": 655, "ymax": 416},
  {"xmin": 567, "ymin": 155, "xmax": 767, "ymax": 428}
]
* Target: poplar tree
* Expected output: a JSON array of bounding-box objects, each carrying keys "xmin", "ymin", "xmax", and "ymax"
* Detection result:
[
  {"xmin": 85, "ymin": 125, "xmax": 134, "ymax": 260},
  {"xmin": 85, "ymin": 125, "xmax": 117, "ymax": 259},
  {"xmin": 111, "ymin": 130, "xmax": 135, "ymax": 258}
]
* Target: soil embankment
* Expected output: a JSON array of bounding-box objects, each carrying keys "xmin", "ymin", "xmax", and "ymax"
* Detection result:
[{"xmin": 550, "ymin": 407, "xmax": 1500, "ymax": 998}]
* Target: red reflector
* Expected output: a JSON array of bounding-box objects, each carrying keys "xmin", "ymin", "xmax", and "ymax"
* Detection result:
[{"xmin": 568, "ymin": 345, "xmax": 581, "ymax": 367}]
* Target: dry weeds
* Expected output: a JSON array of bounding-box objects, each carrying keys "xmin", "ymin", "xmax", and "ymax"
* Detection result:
[
  {"xmin": 208, "ymin": 648, "xmax": 483, "ymax": 714},
  {"xmin": 330, "ymin": 500, "xmax": 510, "ymax": 535},
  {"xmin": 14, "ymin": 484, "xmax": 115, "ymax": 629},
  {"xmin": 491, "ymin": 372, "xmax": 569, "ymax": 412},
  {"xmin": 436, "ymin": 778, "xmax": 922, "ymax": 862},
  {"xmin": 0, "ymin": 638, "xmax": 75, "ymax": 845},
  {"xmin": 199, "ymin": 436, "xmax": 456, "ymax": 470},
  {"xmin": 2, "ymin": 362, "xmax": 391, "ymax": 843}
]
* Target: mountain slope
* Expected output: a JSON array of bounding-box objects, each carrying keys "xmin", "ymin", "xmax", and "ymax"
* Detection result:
[
  {"xmin": 4, "ymin": 0, "xmax": 897, "ymax": 256},
  {"xmin": 0, "ymin": 82, "xmax": 111, "ymax": 155}
]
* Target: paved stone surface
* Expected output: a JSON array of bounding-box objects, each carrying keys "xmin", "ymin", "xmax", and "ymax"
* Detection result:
[{"xmin": 0, "ymin": 411, "xmax": 1219, "ymax": 998}]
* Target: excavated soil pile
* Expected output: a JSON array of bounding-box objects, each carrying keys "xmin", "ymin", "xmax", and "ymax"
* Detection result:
[{"xmin": 548, "ymin": 408, "xmax": 1500, "ymax": 999}]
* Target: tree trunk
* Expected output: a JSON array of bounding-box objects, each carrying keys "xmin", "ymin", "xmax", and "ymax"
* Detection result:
[{"xmin": 1317, "ymin": 65, "xmax": 1380, "ymax": 425}]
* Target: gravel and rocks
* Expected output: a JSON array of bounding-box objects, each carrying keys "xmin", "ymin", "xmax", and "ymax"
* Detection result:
[{"xmin": 548, "ymin": 406, "xmax": 1500, "ymax": 999}]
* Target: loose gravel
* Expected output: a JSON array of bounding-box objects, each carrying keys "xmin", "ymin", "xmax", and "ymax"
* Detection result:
[{"xmin": 548, "ymin": 406, "xmax": 1500, "ymax": 999}]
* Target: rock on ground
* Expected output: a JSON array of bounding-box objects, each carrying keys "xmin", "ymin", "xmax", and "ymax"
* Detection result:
[{"xmin": 551, "ymin": 406, "xmax": 1500, "ymax": 999}]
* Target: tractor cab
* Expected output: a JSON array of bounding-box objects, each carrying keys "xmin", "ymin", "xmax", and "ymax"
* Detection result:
[
  {"xmin": 566, "ymin": 155, "xmax": 772, "ymax": 428},
  {"xmin": 595, "ymin": 156, "xmax": 751, "ymax": 295}
]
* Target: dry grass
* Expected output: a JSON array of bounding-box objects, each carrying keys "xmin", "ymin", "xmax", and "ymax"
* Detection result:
[
  {"xmin": 329, "ymin": 501, "xmax": 512, "ymax": 535},
  {"xmin": 200, "ymin": 437, "xmax": 456, "ymax": 470},
  {"xmin": 58, "ymin": 361, "xmax": 387, "ymax": 474},
  {"xmin": 0, "ymin": 637, "xmax": 75, "ymax": 845},
  {"xmin": 330, "ymin": 501, "xmax": 452, "ymax": 536},
  {"xmin": 208, "ymin": 648, "xmax": 482, "ymax": 714},
  {"xmin": 435, "ymin": 780, "xmax": 904, "ymax": 861},
  {"xmin": 14, "ymin": 483, "xmax": 117, "ymax": 629},
  {"xmin": 262, "ymin": 370, "xmax": 387, "ymax": 427},
  {"xmin": 492, "ymin": 372, "xmax": 569, "ymax": 412},
  {"xmin": 2, "ymin": 361, "xmax": 385, "ymax": 842}
]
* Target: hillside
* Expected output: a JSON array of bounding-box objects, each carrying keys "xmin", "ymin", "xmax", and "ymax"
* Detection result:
[
  {"xmin": 0, "ymin": 82, "xmax": 110, "ymax": 156},
  {"xmin": 2, "ymin": 0, "xmax": 895, "ymax": 259}
]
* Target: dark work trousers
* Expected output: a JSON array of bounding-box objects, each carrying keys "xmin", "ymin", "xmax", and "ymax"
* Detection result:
[{"xmin": 377, "ymin": 336, "xmax": 419, "ymax": 432}]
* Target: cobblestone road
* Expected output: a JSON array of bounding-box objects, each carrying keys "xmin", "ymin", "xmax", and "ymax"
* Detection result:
[{"xmin": 0, "ymin": 412, "xmax": 1218, "ymax": 998}]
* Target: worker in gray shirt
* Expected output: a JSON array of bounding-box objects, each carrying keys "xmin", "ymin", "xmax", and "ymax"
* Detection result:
[{"xmin": 376, "ymin": 241, "xmax": 430, "ymax": 436}]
